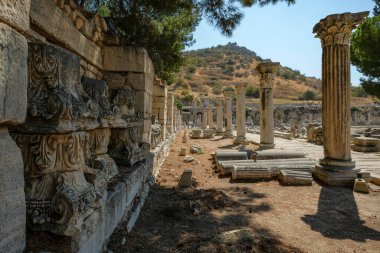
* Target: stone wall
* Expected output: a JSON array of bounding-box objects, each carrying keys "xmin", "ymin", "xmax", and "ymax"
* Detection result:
[{"xmin": 0, "ymin": 1, "xmax": 180, "ymax": 253}]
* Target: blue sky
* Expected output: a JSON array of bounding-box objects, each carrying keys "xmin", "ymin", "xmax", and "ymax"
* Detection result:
[{"xmin": 187, "ymin": 0, "xmax": 375, "ymax": 85}]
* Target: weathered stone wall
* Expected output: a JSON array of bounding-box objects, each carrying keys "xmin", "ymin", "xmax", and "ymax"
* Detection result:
[
  {"xmin": 0, "ymin": 1, "xmax": 178, "ymax": 253},
  {"xmin": 0, "ymin": 1, "xmax": 29, "ymax": 252}
]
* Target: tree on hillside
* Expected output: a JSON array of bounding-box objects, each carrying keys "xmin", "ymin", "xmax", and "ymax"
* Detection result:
[
  {"xmin": 77, "ymin": 0, "xmax": 296, "ymax": 83},
  {"xmin": 351, "ymin": 0, "xmax": 380, "ymax": 98},
  {"xmin": 300, "ymin": 90, "xmax": 316, "ymax": 101}
]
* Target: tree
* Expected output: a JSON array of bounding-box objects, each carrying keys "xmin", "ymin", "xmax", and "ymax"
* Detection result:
[
  {"xmin": 245, "ymin": 85, "xmax": 259, "ymax": 98},
  {"xmin": 78, "ymin": 0, "xmax": 296, "ymax": 83},
  {"xmin": 351, "ymin": 0, "xmax": 380, "ymax": 98}
]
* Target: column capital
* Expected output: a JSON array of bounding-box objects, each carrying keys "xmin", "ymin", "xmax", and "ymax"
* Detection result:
[
  {"xmin": 235, "ymin": 83, "xmax": 248, "ymax": 94},
  {"xmin": 313, "ymin": 12, "xmax": 368, "ymax": 47},
  {"xmin": 224, "ymin": 90, "xmax": 233, "ymax": 99},
  {"xmin": 257, "ymin": 62, "xmax": 279, "ymax": 89}
]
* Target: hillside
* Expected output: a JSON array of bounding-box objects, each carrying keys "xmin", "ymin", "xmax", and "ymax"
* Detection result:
[{"xmin": 171, "ymin": 43, "xmax": 322, "ymax": 105}]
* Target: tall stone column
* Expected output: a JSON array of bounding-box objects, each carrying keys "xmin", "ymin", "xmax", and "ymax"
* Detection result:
[
  {"xmin": 207, "ymin": 105, "xmax": 213, "ymax": 129},
  {"xmin": 313, "ymin": 12, "xmax": 368, "ymax": 186},
  {"xmin": 201, "ymin": 108, "xmax": 208, "ymax": 130},
  {"xmin": 216, "ymin": 97, "xmax": 224, "ymax": 135},
  {"xmin": 234, "ymin": 84, "xmax": 248, "ymax": 144},
  {"xmin": 257, "ymin": 62, "xmax": 279, "ymax": 150},
  {"xmin": 223, "ymin": 91, "xmax": 233, "ymax": 138}
]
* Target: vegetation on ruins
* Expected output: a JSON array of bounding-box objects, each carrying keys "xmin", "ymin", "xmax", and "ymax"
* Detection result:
[
  {"xmin": 176, "ymin": 43, "xmax": 321, "ymax": 103},
  {"xmin": 77, "ymin": 0, "xmax": 296, "ymax": 83},
  {"xmin": 351, "ymin": 0, "xmax": 380, "ymax": 98}
]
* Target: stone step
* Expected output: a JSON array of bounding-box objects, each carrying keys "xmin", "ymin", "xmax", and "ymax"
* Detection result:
[
  {"xmin": 278, "ymin": 170, "xmax": 313, "ymax": 186},
  {"xmin": 214, "ymin": 151, "xmax": 248, "ymax": 163},
  {"xmin": 231, "ymin": 166, "xmax": 272, "ymax": 180},
  {"xmin": 218, "ymin": 159, "xmax": 315, "ymax": 175},
  {"xmin": 254, "ymin": 150, "xmax": 306, "ymax": 160}
]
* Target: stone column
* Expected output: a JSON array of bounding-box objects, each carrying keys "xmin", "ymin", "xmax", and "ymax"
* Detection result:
[
  {"xmin": 234, "ymin": 83, "xmax": 248, "ymax": 144},
  {"xmin": 167, "ymin": 92, "xmax": 174, "ymax": 135},
  {"xmin": 207, "ymin": 105, "xmax": 213, "ymax": 129},
  {"xmin": 257, "ymin": 62, "xmax": 279, "ymax": 149},
  {"xmin": 216, "ymin": 97, "xmax": 224, "ymax": 135},
  {"xmin": 201, "ymin": 108, "xmax": 208, "ymax": 130},
  {"xmin": 313, "ymin": 12, "xmax": 368, "ymax": 185},
  {"xmin": 223, "ymin": 91, "xmax": 233, "ymax": 138}
]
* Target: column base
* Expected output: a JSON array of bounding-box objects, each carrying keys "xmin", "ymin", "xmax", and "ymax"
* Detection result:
[
  {"xmin": 258, "ymin": 143, "xmax": 275, "ymax": 150},
  {"xmin": 215, "ymin": 129, "xmax": 224, "ymax": 136},
  {"xmin": 313, "ymin": 158, "xmax": 358, "ymax": 186},
  {"xmin": 233, "ymin": 136, "xmax": 246, "ymax": 145},
  {"xmin": 223, "ymin": 130, "xmax": 234, "ymax": 138}
]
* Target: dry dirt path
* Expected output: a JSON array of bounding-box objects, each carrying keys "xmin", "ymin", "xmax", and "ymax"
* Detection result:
[{"xmin": 107, "ymin": 131, "xmax": 380, "ymax": 253}]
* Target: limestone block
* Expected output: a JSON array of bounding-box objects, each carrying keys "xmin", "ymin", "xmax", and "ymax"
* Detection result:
[
  {"xmin": 178, "ymin": 169, "xmax": 192, "ymax": 187},
  {"xmin": 179, "ymin": 147, "xmax": 187, "ymax": 156},
  {"xmin": 278, "ymin": 170, "xmax": 312, "ymax": 186},
  {"xmin": 30, "ymin": 0, "xmax": 102, "ymax": 68},
  {"xmin": 203, "ymin": 129, "xmax": 214, "ymax": 138},
  {"xmin": 151, "ymin": 108, "xmax": 159, "ymax": 116},
  {"xmin": 0, "ymin": 24, "xmax": 28, "ymax": 125},
  {"xmin": 0, "ymin": 0, "xmax": 30, "ymax": 32},
  {"xmin": 215, "ymin": 152, "xmax": 248, "ymax": 163},
  {"xmin": 231, "ymin": 166, "xmax": 272, "ymax": 180},
  {"xmin": 0, "ymin": 127, "xmax": 25, "ymax": 253},
  {"xmin": 154, "ymin": 96, "xmax": 166, "ymax": 103},
  {"xmin": 103, "ymin": 46, "xmax": 154, "ymax": 75},
  {"xmin": 354, "ymin": 178, "xmax": 369, "ymax": 194},
  {"xmin": 254, "ymin": 150, "xmax": 306, "ymax": 160},
  {"xmin": 153, "ymin": 84, "xmax": 167, "ymax": 96},
  {"xmin": 352, "ymin": 137, "xmax": 379, "ymax": 147},
  {"xmin": 126, "ymin": 72, "xmax": 153, "ymax": 94},
  {"xmin": 191, "ymin": 128, "xmax": 202, "ymax": 139}
]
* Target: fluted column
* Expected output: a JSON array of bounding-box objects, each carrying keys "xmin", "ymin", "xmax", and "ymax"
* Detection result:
[
  {"xmin": 223, "ymin": 91, "xmax": 233, "ymax": 138},
  {"xmin": 257, "ymin": 62, "xmax": 279, "ymax": 150},
  {"xmin": 167, "ymin": 92, "xmax": 174, "ymax": 135},
  {"xmin": 234, "ymin": 83, "xmax": 247, "ymax": 144},
  {"xmin": 207, "ymin": 105, "xmax": 213, "ymax": 129},
  {"xmin": 216, "ymin": 97, "xmax": 224, "ymax": 135},
  {"xmin": 313, "ymin": 12, "xmax": 368, "ymax": 186},
  {"xmin": 201, "ymin": 108, "xmax": 207, "ymax": 130}
]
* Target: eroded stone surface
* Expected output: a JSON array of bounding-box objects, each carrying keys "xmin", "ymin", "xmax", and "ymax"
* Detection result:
[
  {"xmin": 0, "ymin": 0, "xmax": 30, "ymax": 32},
  {"xmin": 0, "ymin": 23, "xmax": 28, "ymax": 125}
]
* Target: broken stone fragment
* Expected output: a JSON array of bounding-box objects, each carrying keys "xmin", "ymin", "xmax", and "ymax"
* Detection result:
[
  {"xmin": 354, "ymin": 178, "xmax": 370, "ymax": 194},
  {"xmin": 178, "ymin": 169, "xmax": 192, "ymax": 187}
]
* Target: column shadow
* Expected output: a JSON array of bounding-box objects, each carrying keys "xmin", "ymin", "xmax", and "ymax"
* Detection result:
[{"xmin": 302, "ymin": 185, "xmax": 380, "ymax": 242}]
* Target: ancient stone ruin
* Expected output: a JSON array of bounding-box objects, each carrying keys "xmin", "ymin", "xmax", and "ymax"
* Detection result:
[{"xmin": 0, "ymin": 1, "xmax": 181, "ymax": 252}]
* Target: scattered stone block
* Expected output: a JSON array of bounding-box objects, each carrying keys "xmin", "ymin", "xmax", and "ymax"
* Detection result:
[
  {"xmin": 184, "ymin": 156, "xmax": 194, "ymax": 163},
  {"xmin": 352, "ymin": 137, "xmax": 380, "ymax": 152},
  {"xmin": 279, "ymin": 170, "xmax": 312, "ymax": 186},
  {"xmin": 354, "ymin": 178, "xmax": 369, "ymax": 194},
  {"xmin": 231, "ymin": 165, "xmax": 272, "ymax": 180},
  {"xmin": 190, "ymin": 145, "xmax": 202, "ymax": 154},
  {"xmin": 203, "ymin": 129, "xmax": 214, "ymax": 138},
  {"xmin": 254, "ymin": 150, "xmax": 306, "ymax": 160},
  {"xmin": 191, "ymin": 128, "xmax": 202, "ymax": 139},
  {"xmin": 178, "ymin": 169, "xmax": 192, "ymax": 187},
  {"xmin": 215, "ymin": 151, "xmax": 248, "ymax": 163},
  {"xmin": 179, "ymin": 147, "xmax": 187, "ymax": 156}
]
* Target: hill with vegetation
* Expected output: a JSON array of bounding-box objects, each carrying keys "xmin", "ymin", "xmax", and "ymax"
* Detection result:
[{"xmin": 171, "ymin": 42, "xmax": 323, "ymax": 105}]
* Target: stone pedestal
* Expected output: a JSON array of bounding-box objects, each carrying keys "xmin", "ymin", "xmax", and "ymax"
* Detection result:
[
  {"xmin": 167, "ymin": 92, "xmax": 174, "ymax": 135},
  {"xmin": 223, "ymin": 91, "xmax": 233, "ymax": 138},
  {"xmin": 207, "ymin": 105, "xmax": 213, "ymax": 129},
  {"xmin": 216, "ymin": 97, "xmax": 224, "ymax": 135},
  {"xmin": 312, "ymin": 12, "xmax": 368, "ymax": 186},
  {"xmin": 257, "ymin": 62, "xmax": 279, "ymax": 150},
  {"xmin": 234, "ymin": 84, "xmax": 247, "ymax": 145}
]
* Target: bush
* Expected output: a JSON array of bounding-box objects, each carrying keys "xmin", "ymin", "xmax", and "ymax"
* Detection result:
[
  {"xmin": 223, "ymin": 86, "xmax": 235, "ymax": 92},
  {"xmin": 300, "ymin": 90, "xmax": 316, "ymax": 100},
  {"xmin": 246, "ymin": 85, "xmax": 259, "ymax": 98}
]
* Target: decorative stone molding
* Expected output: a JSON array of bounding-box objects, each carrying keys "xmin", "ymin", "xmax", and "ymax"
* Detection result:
[
  {"xmin": 11, "ymin": 131, "xmax": 106, "ymax": 236},
  {"xmin": 313, "ymin": 12, "xmax": 369, "ymax": 47}
]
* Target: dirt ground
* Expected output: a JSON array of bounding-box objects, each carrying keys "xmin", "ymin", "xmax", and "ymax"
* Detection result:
[{"xmin": 107, "ymin": 131, "xmax": 380, "ymax": 253}]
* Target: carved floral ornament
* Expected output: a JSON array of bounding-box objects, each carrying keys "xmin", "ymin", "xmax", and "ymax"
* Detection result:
[{"xmin": 313, "ymin": 12, "xmax": 369, "ymax": 47}]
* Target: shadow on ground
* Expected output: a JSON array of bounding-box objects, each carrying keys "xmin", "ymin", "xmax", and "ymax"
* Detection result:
[
  {"xmin": 107, "ymin": 185, "xmax": 304, "ymax": 253},
  {"xmin": 302, "ymin": 184, "xmax": 380, "ymax": 242}
]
